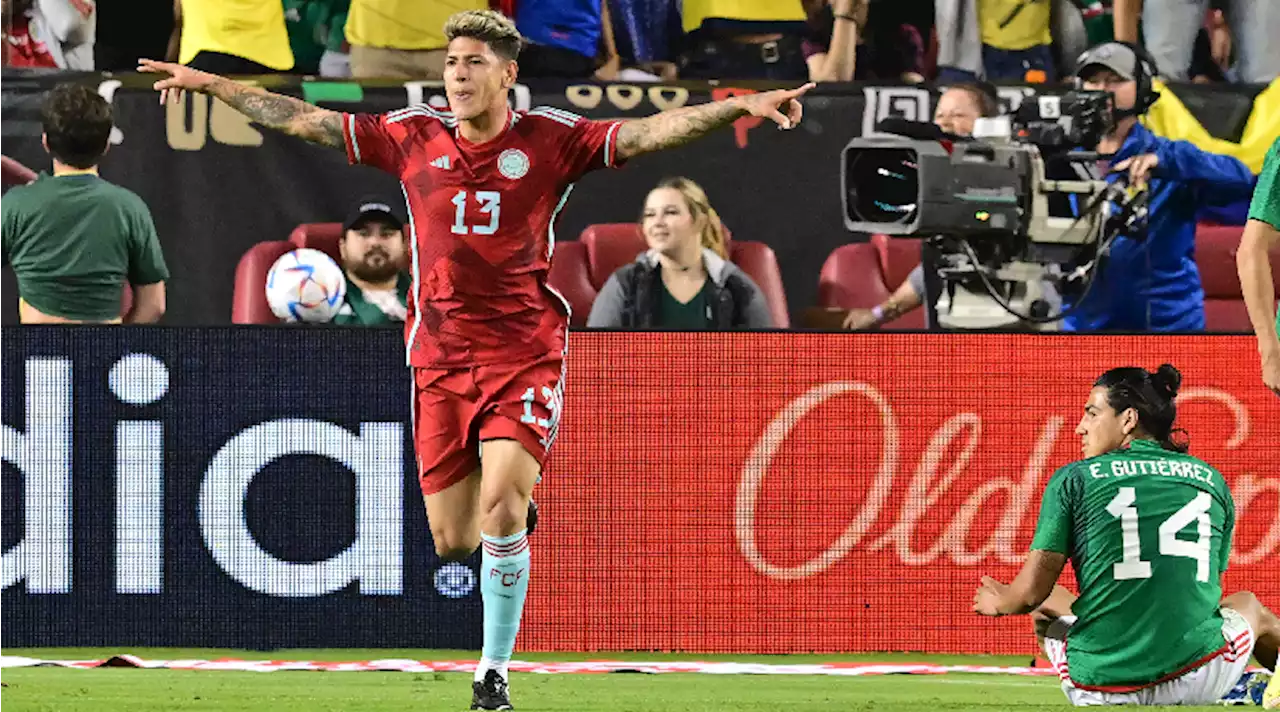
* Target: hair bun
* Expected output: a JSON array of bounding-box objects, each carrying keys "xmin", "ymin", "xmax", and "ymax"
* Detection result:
[{"xmin": 1150, "ymin": 363, "xmax": 1182, "ymax": 399}]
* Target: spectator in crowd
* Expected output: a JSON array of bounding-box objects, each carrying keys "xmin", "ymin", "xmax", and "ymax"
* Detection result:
[
  {"xmin": 284, "ymin": 0, "xmax": 350, "ymax": 77},
  {"xmin": 516, "ymin": 0, "xmax": 622, "ymax": 80},
  {"xmin": 802, "ymin": 0, "xmax": 925, "ymax": 83},
  {"xmin": 1114, "ymin": 0, "xmax": 1280, "ymax": 84},
  {"xmin": 678, "ymin": 0, "xmax": 810, "ymax": 81},
  {"xmin": 1, "ymin": 84, "xmax": 167, "ymax": 324},
  {"xmin": 345, "ymin": 0, "xmax": 485, "ymax": 79},
  {"xmin": 841, "ymin": 82, "xmax": 1003, "ymax": 331},
  {"xmin": 937, "ymin": 0, "xmax": 1055, "ymax": 82},
  {"xmin": 1063, "ymin": 41, "xmax": 1256, "ymax": 332},
  {"xmin": 1187, "ymin": 4, "xmax": 1233, "ymax": 83},
  {"xmin": 587, "ymin": 177, "xmax": 773, "ymax": 329},
  {"xmin": 606, "ymin": 0, "xmax": 683, "ymax": 80},
  {"xmin": 168, "ymin": 0, "xmax": 293, "ymax": 74},
  {"xmin": 2, "ymin": 0, "xmax": 95, "ymax": 69},
  {"xmin": 330, "ymin": 197, "xmax": 410, "ymax": 326}
]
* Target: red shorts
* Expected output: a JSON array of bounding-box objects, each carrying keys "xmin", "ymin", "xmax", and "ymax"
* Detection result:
[{"xmin": 411, "ymin": 354, "xmax": 564, "ymax": 496}]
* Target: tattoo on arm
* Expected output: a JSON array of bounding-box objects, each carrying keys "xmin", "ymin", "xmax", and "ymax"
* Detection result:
[
  {"xmin": 206, "ymin": 78, "xmax": 344, "ymax": 149},
  {"xmin": 614, "ymin": 99, "xmax": 747, "ymax": 159}
]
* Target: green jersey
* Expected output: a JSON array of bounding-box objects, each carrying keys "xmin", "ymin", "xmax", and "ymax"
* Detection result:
[
  {"xmin": 1031, "ymin": 439, "xmax": 1235, "ymax": 689},
  {"xmin": 2, "ymin": 173, "xmax": 168, "ymax": 321},
  {"xmin": 283, "ymin": 0, "xmax": 349, "ymax": 75},
  {"xmin": 657, "ymin": 282, "xmax": 711, "ymax": 329},
  {"xmin": 331, "ymin": 272, "xmax": 409, "ymax": 326},
  {"xmin": 1248, "ymin": 135, "xmax": 1280, "ymax": 335}
]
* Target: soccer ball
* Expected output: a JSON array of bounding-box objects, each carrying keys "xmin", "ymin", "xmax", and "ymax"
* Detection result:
[{"xmin": 265, "ymin": 249, "xmax": 348, "ymax": 323}]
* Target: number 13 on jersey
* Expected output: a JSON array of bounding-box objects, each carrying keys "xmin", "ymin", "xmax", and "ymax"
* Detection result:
[{"xmin": 451, "ymin": 190, "xmax": 502, "ymax": 235}]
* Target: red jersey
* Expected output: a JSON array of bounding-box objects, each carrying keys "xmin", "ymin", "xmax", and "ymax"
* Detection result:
[{"xmin": 342, "ymin": 104, "xmax": 624, "ymax": 367}]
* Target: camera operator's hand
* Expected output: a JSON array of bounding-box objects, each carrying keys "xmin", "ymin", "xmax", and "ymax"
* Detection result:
[
  {"xmin": 1112, "ymin": 153, "xmax": 1159, "ymax": 189},
  {"xmin": 842, "ymin": 308, "xmax": 880, "ymax": 331}
]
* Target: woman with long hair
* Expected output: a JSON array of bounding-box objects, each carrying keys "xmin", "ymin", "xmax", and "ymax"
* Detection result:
[{"xmin": 587, "ymin": 176, "xmax": 773, "ymax": 328}]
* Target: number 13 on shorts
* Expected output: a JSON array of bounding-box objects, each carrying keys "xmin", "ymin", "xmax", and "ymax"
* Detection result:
[{"xmin": 519, "ymin": 384, "xmax": 562, "ymax": 448}]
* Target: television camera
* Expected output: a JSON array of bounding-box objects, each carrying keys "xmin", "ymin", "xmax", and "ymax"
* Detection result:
[{"xmin": 840, "ymin": 90, "xmax": 1149, "ymax": 330}]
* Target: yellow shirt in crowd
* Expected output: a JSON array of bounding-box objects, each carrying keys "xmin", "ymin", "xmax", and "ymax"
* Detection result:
[
  {"xmin": 179, "ymin": 0, "xmax": 294, "ymax": 70},
  {"xmin": 346, "ymin": 0, "xmax": 487, "ymax": 51},
  {"xmin": 681, "ymin": 0, "xmax": 807, "ymax": 33},
  {"xmin": 979, "ymin": 0, "xmax": 1053, "ymax": 51}
]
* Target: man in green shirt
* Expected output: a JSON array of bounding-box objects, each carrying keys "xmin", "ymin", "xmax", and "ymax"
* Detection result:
[
  {"xmin": 1237, "ymin": 135, "xmax": 1280, "ymax": 397},
  {"xmin": 2, "ymin": 83, "xmax": 168, "ymax": 324},
  {"xmin": 973, "ymin": 364, "xmax": 1280, "ymax": 706},
  {"xmin": 330, "ymin": 197, "xmax": 410, "ymax": 326}
]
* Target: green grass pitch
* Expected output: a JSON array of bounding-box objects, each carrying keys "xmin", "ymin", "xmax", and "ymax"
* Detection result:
[{"xmin": 0, "ymin": 649, "xmax": 1246, "ymax": 711}]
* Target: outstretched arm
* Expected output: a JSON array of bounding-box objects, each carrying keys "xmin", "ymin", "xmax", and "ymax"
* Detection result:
[
  {"xmin": 614, "ymin": 83, "xmax": 815, "ymax": 160},
  {"xmin": 137, "ymin": 59, "xmax": 344, "ymax": 149},
  {"xmin": 1238, "ymin": 218, "xmax": 1280, "ymax": 395}
]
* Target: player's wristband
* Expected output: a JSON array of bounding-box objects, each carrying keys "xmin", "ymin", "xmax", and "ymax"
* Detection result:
[
  {"xmin": 835, "ymin": 13, "xmax": 860, "ymax": 23},
  {"xmin": 871, "ymin": 305, "xmax": 886, "ymax": 322}
]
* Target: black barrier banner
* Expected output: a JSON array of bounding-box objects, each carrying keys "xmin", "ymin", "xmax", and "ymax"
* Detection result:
[
  {"xmin": 0, "ymin": 326, "xmax": 480, "ymax": 648},
  {"xmin": 0, "ymin": 72, "xmax": 1269, "ymax": 327}
]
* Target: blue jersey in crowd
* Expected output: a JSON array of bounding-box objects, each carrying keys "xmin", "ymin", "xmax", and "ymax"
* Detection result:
[{"xmin": 1064, "ymin": 122, "xmax": 1256, "ymax": 332}]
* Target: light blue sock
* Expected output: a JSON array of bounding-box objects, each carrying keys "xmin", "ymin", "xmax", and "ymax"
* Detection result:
[{"xmin": 477, "ymin": 529, "xmax": 530, "ymax": 682}]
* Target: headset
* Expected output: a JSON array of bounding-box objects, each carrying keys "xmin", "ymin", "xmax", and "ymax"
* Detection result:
[{"xmin": 1075, "ymin": 40, "xmax": 1161, "ymax": 118}]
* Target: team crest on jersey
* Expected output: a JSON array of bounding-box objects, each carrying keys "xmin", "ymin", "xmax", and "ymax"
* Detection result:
[{"xmin": 498, "ymin": 149, "xmax": 530, "ymax": 180}]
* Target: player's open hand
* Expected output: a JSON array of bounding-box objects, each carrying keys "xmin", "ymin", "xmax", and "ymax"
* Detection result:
[
  {"xmin": 972, "ymin": 576, "xmax": 1008, "ymax": 617},
  {"xmin": 137, "ymin": 58, "xmax": 217, "ymax": 105},
  {"xmin": 1112, "ymin": 153, "xmax": 1160, "ymax": 189},
  {"xmin": 739, "ymin": 83, "xmax": 816, "ymax": 130}
]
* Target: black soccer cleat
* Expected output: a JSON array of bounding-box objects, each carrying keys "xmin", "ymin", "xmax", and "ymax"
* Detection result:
[
  {"xmin": 526, "ymin": 498, "xmax": 538, "ymax": 536},
  {"xmin": 471, "ymin": 669, "xmax": 513, "ymax": 710}
]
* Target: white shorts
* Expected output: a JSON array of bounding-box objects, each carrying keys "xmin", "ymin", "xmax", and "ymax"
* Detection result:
[{"xmin": 1043, "ymin": 608, "xmax": 1256, "ymax": 707}]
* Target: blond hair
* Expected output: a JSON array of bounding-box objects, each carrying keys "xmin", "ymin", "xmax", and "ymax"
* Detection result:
[
  {"xmin": 443, "ymin": 10, "xmax": 523, "ymax": 61},
  {"xmin": 645, "ymin": 176, "xmax": 729, "ymax": 259}
]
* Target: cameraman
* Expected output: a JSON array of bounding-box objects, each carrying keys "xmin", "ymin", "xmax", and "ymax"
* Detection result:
[
  {"xmin": 843, "ymin": 82, "xmax": 1002, "ymax": 330},
  {"xmin": 1063, "ymin": 42, "xmax": 1256, "ymax": 332}
]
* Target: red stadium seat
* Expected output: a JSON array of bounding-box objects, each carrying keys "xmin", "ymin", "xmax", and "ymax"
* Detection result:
[
  {"xmin": 547, "ymin": 241, "xmax": 596, "ymax": 326},
  {"xmin": 232, "ymin": 241, "xmax": 294, "ymax": 323},
  {"xmin": 813, "ymin": 242, "xmax": 929, "ymax": 330},
  {"xmin": 580, "ymin": 223, "xmax": 649, "ymax": 287},
  {"xmin": 872, "ymin": 234, "xmax": 923, "ymax": 292},
  {"xmin": 816, "ymin": 243, "xmax": 891, "ymax": 310},
  {"xmin": 1195, "ymin": 223, "xmax": 1280, "ymax": 332},
  {"xmin": 728, "ymin": 241, "xmax": 790, "ymax": 327},
  {"xmin": 288, "ymin": 223, "xmax": 345, "ymax": 263}
]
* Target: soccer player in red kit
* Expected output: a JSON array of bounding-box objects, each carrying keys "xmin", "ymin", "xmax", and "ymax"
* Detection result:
[{"xmin": 140, "ymin": 11, "xmax": 812, "ymax": 709}]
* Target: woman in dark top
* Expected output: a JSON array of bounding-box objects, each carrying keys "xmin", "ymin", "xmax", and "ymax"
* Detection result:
[
  {"xmin": 802, "ymin": 0, "xmax": 926, "ymax": 83},
  {"xmin": 586, "ymin": 176, "xmax": 773, "ymax": 329}
]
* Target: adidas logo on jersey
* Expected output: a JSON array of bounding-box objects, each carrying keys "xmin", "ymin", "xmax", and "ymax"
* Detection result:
[{"xmin": 429, "ymin": 155, "xmax": 452, "ymax": 170}]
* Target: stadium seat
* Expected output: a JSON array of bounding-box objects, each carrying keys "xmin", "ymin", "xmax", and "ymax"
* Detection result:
[
  {"xmin": 1, "ymin": 155, "xmax": 36, "ymax": 187},
  {"xmin": 815, "ymin": 243, "xmax": 891, "ymax": 312},
  {"xmin": 231, "ymin": 240, "xmax": 295, "ymax": 323},
  {"xmin": 288, "ymin": 222, "xmax": 345, "ymax": 263},
  {"xmin": 578, "ymin": 222, "xmax": 790, "ymax": 326},
  {"xmin": 547, "ymin": 241, "xmax": 597, "ymax": 326},
  {"xmin": 728, "ymin": 241, "xmax": 790, "ymax": 327},
  {"xmin": 1195, "ymin": 223, "xmax": 1280, "ymax": 332},
  {"xmin": 871, "ymin": 235, "xmax": 927, "ymax": 330},
  {"xmin": 580, "ymin": 223, "xmax": 650, "ymax": 287}
]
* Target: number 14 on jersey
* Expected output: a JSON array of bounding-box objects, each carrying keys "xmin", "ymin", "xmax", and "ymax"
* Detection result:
[{"xmin": 451, "ymin": 190, "xmax": 501, "ymax": 235}]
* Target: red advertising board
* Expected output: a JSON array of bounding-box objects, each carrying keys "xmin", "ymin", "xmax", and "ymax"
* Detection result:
[{"xmin": 528, "ymin": 333, "xmax": 1280, "ymax": 655}]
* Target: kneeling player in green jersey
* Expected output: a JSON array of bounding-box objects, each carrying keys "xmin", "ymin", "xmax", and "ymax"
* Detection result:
[{"xmin": 973, "ymin": 363, "xmax": 1280, "ymax": 707}]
